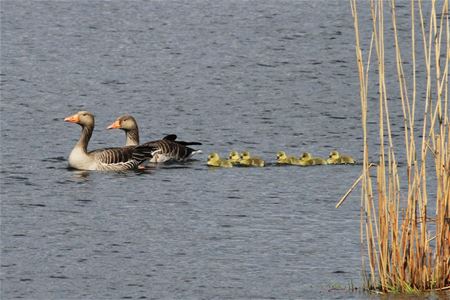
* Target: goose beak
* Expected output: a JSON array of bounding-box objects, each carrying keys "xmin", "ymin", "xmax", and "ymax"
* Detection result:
[
  {"xmin": 64, "ymin": 114, "xmax": 80, "ymax": 123},
  {"xmin": 107, "ymin": 120, "xmax": 121, "ymax": 129}
]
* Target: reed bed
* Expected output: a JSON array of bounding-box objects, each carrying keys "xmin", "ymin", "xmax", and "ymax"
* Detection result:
[{"xmin": 347, "ymin": 0, "xmax": 449, "ymax": 293}]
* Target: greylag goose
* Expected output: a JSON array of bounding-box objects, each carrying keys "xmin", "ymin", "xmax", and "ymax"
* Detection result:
[
  {"xmin": 64, "ymin": 111, "xmax": 158, "ymax": 171},
  {"xmin": 107, "ymin": 114, "xmax": 202, "ymax": 163}
]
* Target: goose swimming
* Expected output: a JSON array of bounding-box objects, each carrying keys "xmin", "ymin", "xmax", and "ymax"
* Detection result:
[
  {"xmin": 327, "ymin": 150, "xmax": 355, "ymax": 164},
  {"xmin": 239, "ymin": 151, "xmax": 265, "ymax": 167},
  {"xmin": 299, "ymin": 152, "xmax": 327, "ymax": 165},
  {"xmin": 107, "ymin": 114, "xmax": 202, "ymax": 163},
  {"xmin": 64, "ymin": 111, "xmax": 157, "ymax": 171},
  {"xmin": 228, "ymin": 151, "xmax": 241, "ymax": 165},
  {"xmin": 276, "ymin": 151, "xmax": 300, "ymax": 165},
  {"xmin": 207, "ymin": 153, "xmax": 233, "ymax": 168}
]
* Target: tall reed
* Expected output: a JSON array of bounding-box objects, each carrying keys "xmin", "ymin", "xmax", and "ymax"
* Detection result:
[{"xmin": 348, "ymin": 0, "xmax": 449, "ymax": 293}]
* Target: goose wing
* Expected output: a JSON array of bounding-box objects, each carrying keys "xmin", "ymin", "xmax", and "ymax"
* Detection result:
[
  {"xmin": 89, "ymin": 145, "xmax": 160, "ymax": 170},
  {"xmin": 138, "ymin": 139, "xmax": 199, "ymax": 161},
  {"xmin": 163, "ymin": 134, "xmax": 202, "ymax": 146},
  {"xmin": 90, "ymin": 147, "xmax": 135, "ymax": 164},
  {"xmin": 87, "ymin": 147, "xmax": 139, "ymax": 170}
]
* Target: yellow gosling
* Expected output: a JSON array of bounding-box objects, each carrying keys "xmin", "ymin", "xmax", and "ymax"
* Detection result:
[
  {"xmin": 292, "ymin": 156, "xmax": 312, "ymax": 166},
  {"xmin": 276, "ymin": 151, "xmax": 300, "ymax": 165},
  {"xmin": 239, "ymin": 151, "xmax": 265, "ymax": 167},
  {"xmin": 326, "ymin": 150, "xmax": 355, "ymax": 164},
  {"xmin": 300, "ymin": 152, "xmax": 327, "ymax": 165},
  {"xmin": 228, "ymin": 150, "xmax": 241, "ymax": 165},
  {"xmin": 207, "ymin": 153, "xmax": 233, "ymax": 168}
]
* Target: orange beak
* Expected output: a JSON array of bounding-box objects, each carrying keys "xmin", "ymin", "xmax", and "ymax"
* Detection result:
[
  {"xmin": 64, "ymin": 114, "xmax": 80, "ymax": 123},
  {"xmin": 107, "ymin": 120, "xmax": 121, "ymax": 129}
]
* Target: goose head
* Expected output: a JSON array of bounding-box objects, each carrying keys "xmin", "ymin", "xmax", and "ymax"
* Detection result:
[
  {"xmin": 64, "ymin": 111, "xmax": 94, "ymax": 127},
  {"xmin": 107, "ymin": 115, "xmax": 137, "ymax": 131}
]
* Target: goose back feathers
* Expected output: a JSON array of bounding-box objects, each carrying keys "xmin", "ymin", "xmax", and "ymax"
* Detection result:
[{"xmin": 108, "ymin": 115, "xmax": 202, "ymax": 163}]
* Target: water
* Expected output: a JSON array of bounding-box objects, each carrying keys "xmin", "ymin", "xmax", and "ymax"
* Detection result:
[{"xmin": 1, "ymin": 1, "xmax": 445, "ymax": 299}]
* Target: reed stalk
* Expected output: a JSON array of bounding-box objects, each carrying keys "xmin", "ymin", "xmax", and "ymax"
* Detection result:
[{"xmin": 348, "ymin": 0, "xmax": 449, "ymax": 293}]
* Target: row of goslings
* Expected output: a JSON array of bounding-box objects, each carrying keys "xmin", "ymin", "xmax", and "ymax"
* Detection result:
[
  {"xmin": 277, "ymin": 150, "xmax": 355, "ymax": 165},
  {"xmin": 207, "ymin": 151, "xmax": 265, "ymax": 168},
  {"xmin": 207, "ymin": 150, "xmax": 355, "ymax": 168}
]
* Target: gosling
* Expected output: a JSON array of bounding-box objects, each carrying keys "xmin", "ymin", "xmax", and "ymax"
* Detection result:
[
  {"xmin": 327, "ymin": 151, "xmax": 355, "ymax": 164},
  {"xmin": 276, "ymin": 151, "xmax": 300, "ymax": 165},
  {"xmin": 228, "ymin": 150, "xmax": 241, "ymax": 165},
  {"xmin": 207, "ymin": 153, "xmax": 233, "ymax": 168},
  {"xmin": 239, "ymin": 151, "xmax": 265, "ymax": 167},
  {"xmin": 299, "ymin": 152, "xmax": 327, "ymax": 165}
]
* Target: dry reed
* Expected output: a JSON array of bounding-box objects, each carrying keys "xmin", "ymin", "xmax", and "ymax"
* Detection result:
[{"xmin": 346, "ymin": 0, "xmax": 449, "ymax": 293}]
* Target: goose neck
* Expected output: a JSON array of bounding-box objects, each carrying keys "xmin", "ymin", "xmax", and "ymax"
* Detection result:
[
  {"xmin": 125, "ymin": 127, "xmax": 139, "ymax": 146},
  {"xmin": 76, "ymin": 124, "xmax": 93, "ymax": 152}
]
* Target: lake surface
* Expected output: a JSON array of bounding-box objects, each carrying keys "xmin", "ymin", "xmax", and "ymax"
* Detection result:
[{"xmin": 1, "ymin": 1, "xmax": 444, "ymax": 299}]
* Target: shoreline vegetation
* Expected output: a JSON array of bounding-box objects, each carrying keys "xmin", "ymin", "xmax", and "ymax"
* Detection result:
[{"xmin": 341, "ymin": 0, "xmax": 449, "ymax": 294}]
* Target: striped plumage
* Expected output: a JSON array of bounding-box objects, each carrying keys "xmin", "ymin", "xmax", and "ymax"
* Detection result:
[
  {"xmin": 64, "ymin": 111, "xmax": 158, "ymax": 171},
  {"xmin": 108, "ymin": 114, "xmax": 202, "ymax": 163}
]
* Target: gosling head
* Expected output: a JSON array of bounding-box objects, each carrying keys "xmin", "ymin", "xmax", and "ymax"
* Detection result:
[
  {"xmin": 64, "ymin": 111, "xmax": 95, "ymax": 127},
  {"xmin": 329, "ymin": 151, "xmax": 340, "ymax": 159},
  {"xmin": 240, "ymin": 151, "xmax": 251, "ymax": 160},
  {"xmin": 207, "ymin": 152, "xmax": 220, "ymax": 161},
  {"xmin": 301, "ymin": 152, "xmax": 312, "ymax": 160},
  {"xmin": 107, "ymin": 115, "xmax": 138, "ymax": 131},
  {"xmin": 229, "ymin": 151, "xmax": 240, "ymax": 161},
  {"xmin": 277, "ymin": 151, "xmax": 287, "ymax": 160}
]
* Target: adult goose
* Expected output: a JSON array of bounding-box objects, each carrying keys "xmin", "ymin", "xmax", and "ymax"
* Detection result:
[
  {"xmin": 107, "ymin": 114, "xmax": 202, "ymax": 163},
  {"xmin": 64, "ymin": 111, "xmax": 157, "ymax": 171}
]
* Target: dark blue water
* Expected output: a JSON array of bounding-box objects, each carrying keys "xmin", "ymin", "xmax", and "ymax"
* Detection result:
[{"xmin": 1, "ymin": 1, "xmax": 445, "ymax": 299}]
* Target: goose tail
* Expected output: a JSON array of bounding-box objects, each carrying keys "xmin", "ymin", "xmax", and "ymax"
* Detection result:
[
  {"xmin": 132, "ymin": 145, "xmax": 161, "ymax": 163},
  {"xmin": 191, "ymin": 150, "xmax": 202, "ymax": 156}
]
